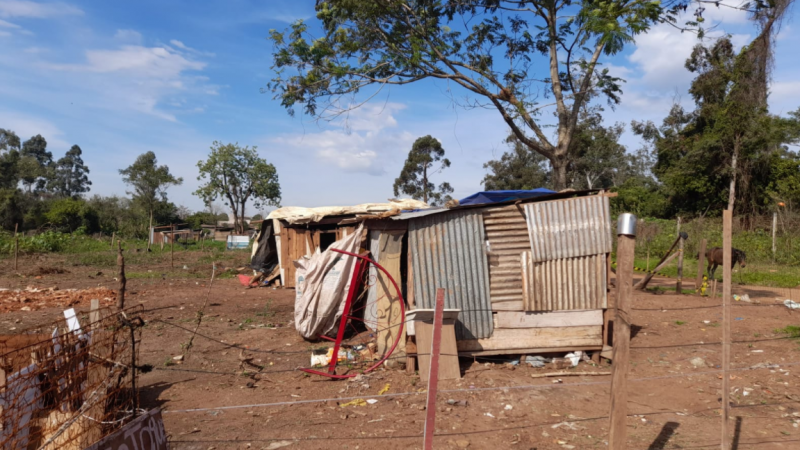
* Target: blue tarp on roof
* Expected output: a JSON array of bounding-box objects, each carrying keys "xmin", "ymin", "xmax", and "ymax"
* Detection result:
[{"xmin": 458, "ymin": 188, "xmax": 556, "ymax": 206}]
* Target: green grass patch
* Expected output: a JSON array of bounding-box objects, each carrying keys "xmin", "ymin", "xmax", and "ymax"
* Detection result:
[
  {"xmin": 776, "ymin": 325, "xmax": 800, "ymax": 339},
  {"xmin": 629, "ymin": 256, "xmax": 799, "ymax": 288},
  {"xmin": 675, "ymin": 320, "xmax": 686, "ymax": 326}
]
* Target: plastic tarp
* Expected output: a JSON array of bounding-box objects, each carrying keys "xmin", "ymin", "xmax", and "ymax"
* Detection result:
[
  {"xmin": 250, "ymin": 221, "xmax": 278, "ymax": 274},
  {"xmin": 267, "ymin": 199, "xmax": 429, "ymax": 225},
  {"xmin": 294, "ymin": 224, "xmax": 364, "ymax": 339},
  {"xmin": 458, "ymin": 188, "xmax": 556, "ymax": 206}
]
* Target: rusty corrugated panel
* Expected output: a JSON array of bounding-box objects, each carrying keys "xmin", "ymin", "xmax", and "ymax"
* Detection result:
[
  {"xmin": 524, "ymin": 195, "xmax": 612, "ymax": 263},
  {"xmin": 409, "ymin": 210, "xmax": 492, "ymax": 340},
  {"xmin": 482, "ymin": 205, "xmax": 528, "ymax": 308},
  {"xmin": 522, "ymin": 251, "xmax": 608, "ymax": 310}
]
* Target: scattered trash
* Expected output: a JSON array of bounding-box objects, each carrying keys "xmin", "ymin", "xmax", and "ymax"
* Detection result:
[
  {"xmin": 751, "ymin": 350, "xmax": 764, "ymax": 353},
  {"xmin": 378, "ymin": 383, "xmax": 390, "ymax": 395},
  {"xmin": 565, "ymin": 352, "xmax": 582, "ymax": 367},
  {"xmin": 743, "ymin": 388, "xmax": 753, "ymax": 396},
  {"xmin": 484, "ymin": 412, "xmax": 495, "ymax": 418},
  {"xmin": 173, "ymin": 355, "xmax": 184, "ymax": 362},
  {"xmin": 183, "ymin": 265, "xmax": 189, "ymax": 270},
  {"xmin": 366, "ymin": 399, "xmax": 378, "ymax": 405},
  {"xmin": 690, "ymin": 357, "xmax": 707, "ymax": 368},
  {"xmin": 703, "ymin": 320, "xmax": 711, "ymax": 324},
  {"xmin": 784, "ymin": 300, "xmax": 800, "ymax": 310},
  {"xmin": 552, "ymin": 421, "xmax": 581, "ymax": 430},
  {"xmin": 552, "ymin": 379, "xmax": 563, "ymax": 384},
  {"xmin": 522, "ymin": 355, "xmax": 548, "ymax": 368},
  {"xmin": 733, "ymin": 294, "xmax": 751, "ymax": 302},
  {"xmin": 735, "ymin": 317, "xmax": 744, "ymax": 321},
  {"xmin": 504, "ymin": 404, "xmax": 513, "ymax": 411},
  {"xmin": 310, "ymin": 348, "xmax": 354, "ymax": 366},
  {"xmin": 339, "ymin": 399, "xmax": 367, "ymax": 408},
  {"xmin": 265, "ymin": 441, "xmax": 294, "ymax": 449},
  {"xmin": 447, "ymin": 399, "xmax": 469, "ymax": 407}
]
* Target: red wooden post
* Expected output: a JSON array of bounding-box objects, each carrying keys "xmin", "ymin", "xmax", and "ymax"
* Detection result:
[
  {"xmin": 423, "ymin": 288, "xmax": 445, "ymax": 450},
  {"xmin": 721, "ymin": 209, "xmax": 733, "ymax": 449},
  {"xmin": 327, "ymin": 258, "xmax": 365, "ymax": 374}
]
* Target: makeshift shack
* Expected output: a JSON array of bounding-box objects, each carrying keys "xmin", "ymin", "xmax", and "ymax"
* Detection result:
[{"xmin": 269, "ymin": 190, "xmax": 613, "ymax": 360}]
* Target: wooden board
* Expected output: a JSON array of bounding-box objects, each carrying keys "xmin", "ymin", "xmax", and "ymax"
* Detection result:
[
  {"xmin": 459, "ymin": 345, "xmax": 603, "ymax": 357},
  {"xmin": 491, "ymin": 301, "xmax": 523, "ymax": 311},
  {"xmin": 456, "ymin": 325, "xmax": 602, "ymax": 352},
  {"xmin": 416, "ymin": 319, "xmax": 460, "ymax": 382},
  {"xmin": 375, "ymin": 230, "xmax": 406, "ymax": 365},
  {"xmin": 495, "ymin": 310, "xmax": 603, "ymax": 329}
]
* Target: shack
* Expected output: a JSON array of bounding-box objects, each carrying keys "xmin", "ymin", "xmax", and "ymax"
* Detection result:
[{"xmin": 267, "ymin": 190, "xmax": 613, "ymax": 359}]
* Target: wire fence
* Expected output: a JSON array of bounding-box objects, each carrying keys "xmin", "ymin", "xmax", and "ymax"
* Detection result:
[{"xmin": 0, "ymin": 305, "xmax": 144, "ymax": 450}]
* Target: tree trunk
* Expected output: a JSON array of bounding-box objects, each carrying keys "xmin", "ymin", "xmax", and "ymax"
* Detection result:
[
  {"xmin": 728, "ymin": 142, "xmax": 739, "ymax": 211},
  {"xmin": 239, "ymin": 201, "xmax": 247, "ymax": 235},
  {"xmin": 231, "ymin": 203, "xmax": 240, "ymax": 235},
  {"xmin": 552, "ymin": 156, "xmax": 569, "ymax": 191},
  {"xmin": 422, "ymin": 164, "xmax": 428, "ymax": 204},
  {"xmin": 146, "ymin": 209, "xmax": 153, "ymax": 251}
]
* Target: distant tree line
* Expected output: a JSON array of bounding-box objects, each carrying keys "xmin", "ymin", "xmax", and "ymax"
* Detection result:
[{"xmin": 0, "ymin": 134, "xmax": 281, "ymax": 238}]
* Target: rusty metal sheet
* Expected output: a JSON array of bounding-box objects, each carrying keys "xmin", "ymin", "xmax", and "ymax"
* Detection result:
[
  {"xmin": 409, "ymin": 210, "xmax": 492, "ymax": 340},
  {"xmin": 524, "ymin": 195, "xmax": 612, "ymax": 263},
  {"xmin": 522, "ymin": 251, "xmax": 608, "ymax": 311}
]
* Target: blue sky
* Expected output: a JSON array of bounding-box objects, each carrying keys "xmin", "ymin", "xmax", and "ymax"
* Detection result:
[{"xmin": 1, "ymin": 1, "xmax": 799, "ymax": 216}]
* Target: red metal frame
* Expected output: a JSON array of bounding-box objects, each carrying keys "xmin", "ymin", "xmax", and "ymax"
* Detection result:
[{"xmin": 300, "ymin": 249, "xmax": 406, "ymax": 379}]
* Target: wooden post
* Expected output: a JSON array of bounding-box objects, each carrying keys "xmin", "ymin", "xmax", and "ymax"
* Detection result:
[
  {"xmin": 422, "ymin": 288, "xmax": 445, "ymax": 450},
  {"xmin": 90, "ymin": 299, "xmax": 100, "ymax": 328},
  {"xmin": 110, "ymin": 232, "xmax": 115, "ymax": 249},
  {"xmin": 721, "ymin": 209, "xmax": 733, "ymax": 449},
  {"xmin": 13, "ymin": 223, "xmax": 18, "ymax": 272},
  {"xmin": 201, "ymin": 233, "xmax": 205, "ymax": 251},
  {"xmin": 171, "ymin": 224, "xmax": 175, "ymax": 270},
  {"xmin": 676, "ymin": 217, "xmax": 684, "ymax": 294},
  {"xmin": 697, "ymin": 239, "xmax": 707, "ymax": 294},
  {"xmin": 117, "ymin": 241, "xmax": 126, "ymax": 311},
  {"xmin": 634, "ymin": 233, "xmax": 682, "ymax": 290},
  {"xmin": 609, "ymin": 214, "xmax": 636, "ymax": 450},
  {"xmin": 772, "ymin": 212, "xmax": 777, "ymax": 262}
]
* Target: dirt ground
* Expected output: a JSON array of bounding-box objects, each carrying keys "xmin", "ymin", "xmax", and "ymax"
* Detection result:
[{"xmin": 2, "ymin": 252, "xmax": 800, "ymax": 449}]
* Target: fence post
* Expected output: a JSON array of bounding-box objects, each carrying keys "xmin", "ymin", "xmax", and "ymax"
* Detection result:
[
  {"xmin": 117, "ymin": 241, "xmax": 126, "ymax": 311},
  {"xmin": 171, "ymin": 224, "xmax": 175, "ymax": 270},
  {"xmin": 13, "ymin": 223, "xmax": 18, "ymax": 272},
  {"xmin": 609, "ymin": 213, "xmax": 636, "ymax": 450},
  {"xmin": 697, "ymin": 239, "xmax": 707, "ymax": 294},
  {"xmin": 676, "ymin": 217, "xmax": 684, "ymax": 294},
  {"xmin": 721, "ymin": 209, "xmax": 733, "ymax": 449},
  {"xmin": 110, "ymin": 231, "xmax": 115, "ymax": 249},
  {"xmin": 422, "ymin": 288, "xmax": 445, "ymax": 450},
  {"xmin": 772, "ymin": 212, "xmax": 777, "ymax": 262}
]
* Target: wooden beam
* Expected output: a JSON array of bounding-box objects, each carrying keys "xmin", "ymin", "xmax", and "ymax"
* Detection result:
[
  {"xmin": 609, "ymin": 224, "xmax": 636, "ymax": 450},
  {"xmin": 456, "ymin": 326, "xmax": 602, "ymax": 352},
  {"xmin": 721, "ymin": 209, "xmax": 733, "ymax": 449},
  {"xmin": 495, "ymin": 310, "xmax": 603, "ymax": 328},
  {"xmin": 457, "ymin": 345, "xmax": 602, "ymax": 357},
  {"xmin": 376, "ymin": 230, "xmax": 406, "ymax": 366},
  {"xmin": 422, "ymin": 289, "xmax": 445, "ymax": 450},
  {"xmin": 676, "ymin": 217, "xmax": 684, "ymax": 293}
]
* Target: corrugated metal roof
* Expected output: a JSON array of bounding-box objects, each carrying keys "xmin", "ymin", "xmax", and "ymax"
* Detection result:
[{"xmin": 409, "ymin": 210, "xmax": 493, "ymax": 340}]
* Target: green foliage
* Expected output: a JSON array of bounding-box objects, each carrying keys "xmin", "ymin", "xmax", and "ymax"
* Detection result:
[
  {"xmin": 19, "ymin": 134, "xmax": 52, "ymax": 193},
  {"xmin": 185, "ymin": 211, "xmax": 227, "ymax": 230},
  {"xmin": 393, "ymin": 135, "xmax": 452, "ymax": 206},
  {"xmin": 483, "ymin": 134, "xmax": 550, "ymax": 190},
  {"xmin": 195, "ymin": 142, "xmax": 281, "ymax": 234},
  {"xmin": 777, "ymin": 325, "xmax": 800, "ymax": 339},
  {"xmin": 0, "ymin": 188, "xmax": 24, "ymax": 230},
  {"xmin": 48, "ymin": 145, "xmax": 92, "ymax": 198},
  {"xmin": 268, "ymin": 0, "xmax": 665, "ymax": 190},
  {"xmin": 45, "ymin": 198, "xmax": 99, "ymax": 233},
  {"xmin": 119, "ymin": 151, "xmax": 183, "ymax": 230}
]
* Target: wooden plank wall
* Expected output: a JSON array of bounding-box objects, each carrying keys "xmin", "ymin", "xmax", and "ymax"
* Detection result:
[
  {"xmin": 483, "ymin": 204, "xmax": 528, "ymax": 311},
  {"xmin": 457, "ymin": 310, "xmax": 603, "ymax": 355}
]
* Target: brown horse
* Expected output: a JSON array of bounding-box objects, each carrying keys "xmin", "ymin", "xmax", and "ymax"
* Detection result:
[{"xmin": 705, "ymin": 247, "xmax": 747, "ymax": 280}]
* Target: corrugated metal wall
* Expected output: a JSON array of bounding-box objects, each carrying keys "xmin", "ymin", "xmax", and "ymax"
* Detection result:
[
  {"xmin": 524, "ymin": 195, "xmax": 612, "ymax": 263},
  {"xmin": 522, "ymin": 251, "xmax": 607, "ymax": 311},
  {"xmin": 409, "ymin": 210, "xmax": 493, "ymax": 340},
  {"xmin": 482, "ymin": 205, "xmax": 529, "ymax": 310}
]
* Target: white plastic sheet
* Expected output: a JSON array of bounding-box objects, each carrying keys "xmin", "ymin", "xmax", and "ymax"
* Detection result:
[{"xmin": 294, "ymin": 225, "xmax": 364, "ymax": 339}]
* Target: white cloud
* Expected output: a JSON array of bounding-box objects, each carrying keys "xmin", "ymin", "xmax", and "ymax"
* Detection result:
[
  {"xmin": 169, "ymin": 39, "xmax": 215, "ymax": 57},
  {"xmin": 0, "ymin": 0, "xmax": 82, "ymax": 18},
  {"xmin": 273, "ymin": 103, "xmax": 414, "ymax": 175},
  {"xmin": 0, "ymin": 29, "xmax": 10, "ymax": 37},
  {"xmin": 0, "ymin": 17, "xmax": 19, "ymax": 27},
  {"xmin": 114, "ymin": 29, "xmax": 142, "ymax": 44},
  {"xmin": 0, "ymin": 110, "xmax": 70, "ymax": 149}
]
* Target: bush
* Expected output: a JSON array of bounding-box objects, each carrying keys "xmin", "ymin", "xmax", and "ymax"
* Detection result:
[{"xmin": 45, "ymin": 198, "xmax": 99, "ymax": 233}]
